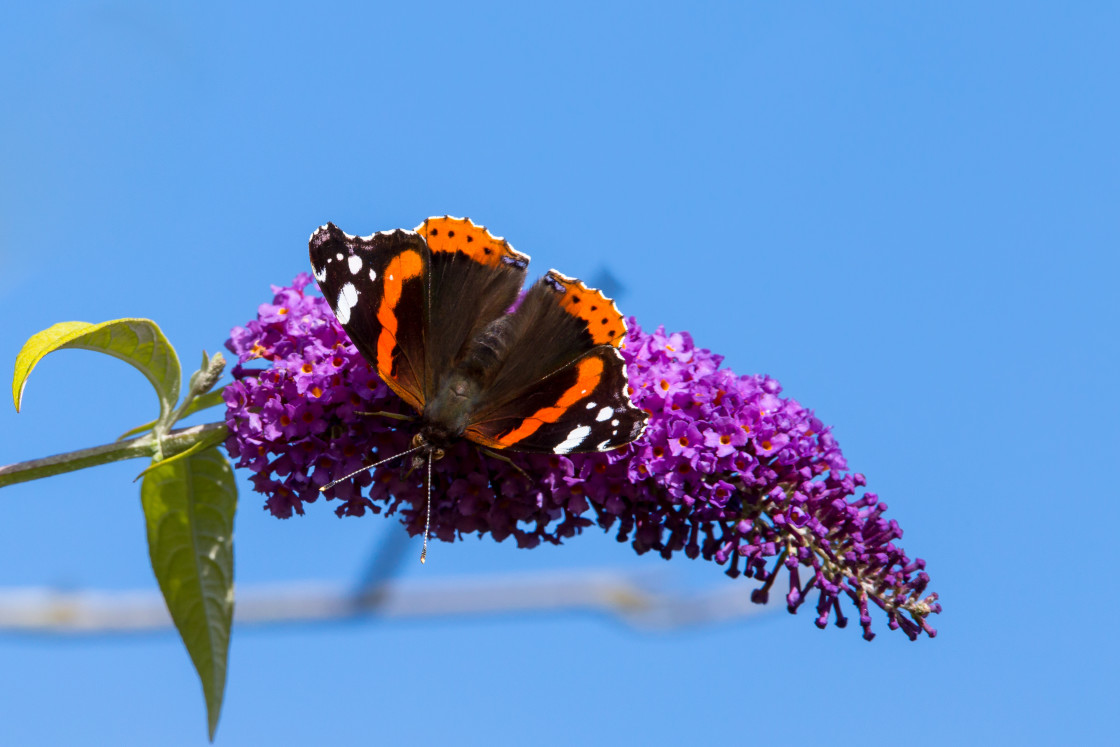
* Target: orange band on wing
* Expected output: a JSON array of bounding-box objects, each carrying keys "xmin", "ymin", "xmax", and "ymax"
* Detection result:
[
  {"xmin": 375, "ymin": 249, "xmax": 423, "ymax": 378},
  {"xmin": 495, "ymin": 355, "xmax": 604, "ymax": 446}
]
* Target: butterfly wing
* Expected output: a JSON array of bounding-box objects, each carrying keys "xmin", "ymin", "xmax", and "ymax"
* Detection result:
[
  {"xmin": 309, "ymin": 223, "xmax": 429, "ymax": 412},
  {"xmin": 414, "ymin": 216, "xmax": 529, "ymax": 397},
  {"xmin": 465, "ymin": 345, "xmax": 647, "ymax": 453},
  {"xmin": 464, "ymin": 271, "xmax": 648, "ymax": 453}
]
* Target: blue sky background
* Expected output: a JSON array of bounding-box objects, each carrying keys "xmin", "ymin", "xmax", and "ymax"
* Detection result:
[{"xmin": 1, "ymin": 2, "xmax": 1117, "ymax": 744}]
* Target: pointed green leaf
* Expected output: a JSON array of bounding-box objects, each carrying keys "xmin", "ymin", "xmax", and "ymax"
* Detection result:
[
  {"xmin": 13, "ymin": 319, "xmax": 181, "ymax": 419},
  {"xmin": 141, "ymin": 448, "xmax": 236, "ymax": 741},
  {"xmin": 117, "ymin": 419, "xmax": 158, "ymax": 441},
  {"xmin": 180, "ymin": 387, "xmax": 227, "ymax": 419}
]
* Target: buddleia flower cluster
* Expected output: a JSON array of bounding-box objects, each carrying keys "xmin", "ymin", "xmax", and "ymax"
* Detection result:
[{"xmin": 224, "ymin": 275, "xmax": 940, "ymax": 640}]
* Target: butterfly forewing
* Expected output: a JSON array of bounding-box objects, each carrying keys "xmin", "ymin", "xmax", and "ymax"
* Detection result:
[
  {"xmin": 416, "ymin": 217, "xmax": 529, "ymax": 397},
  {"xmin": 309, "ymin": 223, "xmax": 429, "ymax": 411}
]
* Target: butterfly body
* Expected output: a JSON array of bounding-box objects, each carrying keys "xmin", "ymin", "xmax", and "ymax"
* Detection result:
[
  {"xmin": 410, "ymin": 371, "xmax": 482, "ymax": 461},
  {"xmin": 419, "ymin": 318, "xmax": 511, "ymax": 437},
  {"xmin": 309, "ymin": 216, "xmax": 648, "ymax": 479}
]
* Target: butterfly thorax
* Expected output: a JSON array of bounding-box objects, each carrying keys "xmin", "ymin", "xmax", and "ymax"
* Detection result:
[
  {"xmin": 420, "ymin": 316, "xmax": 514, "ymax": 439},
  {"xmin": 419, "ymin": 372, "xmax": 480, "ymax": 445},
  {"xmin": 411, "ymin": 321, "xmax": 516, "ymax": 469},
  {"xmin": 407, "ymin": 376, "xmax": 476, "ymax": 471}
]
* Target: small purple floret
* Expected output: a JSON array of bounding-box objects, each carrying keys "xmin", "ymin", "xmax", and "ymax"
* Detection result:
[{"xmin": 223, "ymin": 276, "xmax": 940, "ymax": 640}]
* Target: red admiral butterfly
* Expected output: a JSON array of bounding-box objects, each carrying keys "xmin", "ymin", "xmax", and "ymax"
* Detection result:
[{"xmin": 309, "ymin": 216, "xmax": 648, "ymax": 558}]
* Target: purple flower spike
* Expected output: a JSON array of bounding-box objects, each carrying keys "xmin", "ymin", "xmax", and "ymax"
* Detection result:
[{"xmin": 224, "ymin": 277, "xmax": 940, "ymax": 640}]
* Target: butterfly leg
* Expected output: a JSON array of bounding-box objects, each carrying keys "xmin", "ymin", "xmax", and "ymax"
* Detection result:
[
  {"xmin": 356, "ymin": 410, "xmax": 416, "ymax": 422},
  {"xmin": 477, "ymin": 447, "xmax": 530, "ymax": 480}
]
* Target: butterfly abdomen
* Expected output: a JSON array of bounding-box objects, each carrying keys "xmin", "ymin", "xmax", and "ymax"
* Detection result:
[
  {"xmin": 455, "ymin": 316, "xmax": 515, "ymax": 382},
  {"xmin": 421, "ymin": 371, "xmax": 483, "ymax": 443}
]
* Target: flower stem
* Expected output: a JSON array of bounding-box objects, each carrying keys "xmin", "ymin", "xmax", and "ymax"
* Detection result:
[{"xmin": 0, "ymin": 422, "xmax": 228, "ymax": 489}]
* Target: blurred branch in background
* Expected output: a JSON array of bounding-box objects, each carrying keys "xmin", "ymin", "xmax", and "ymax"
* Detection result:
[
  {"xmin": 0, "ymin": 570, "xmax": 775, "ymax": 635},
  {"xmin": 0, "ymin": 523, "xmax": 776, "ymax": 636}
]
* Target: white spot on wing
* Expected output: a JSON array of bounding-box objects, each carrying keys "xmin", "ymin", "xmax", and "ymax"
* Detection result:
[
  {"xmin": 596, "ymin": 440, "xmax": 611, "ymax": 450},
  {"xmin": 586, "ymin": 401, "xmax": 597, "ymax": 409},
  {"xmin": 336, "ymin": 282, "xmax": 359, "ymax": 324},
  {"xmin": 611, "ymin": 419, "xmax": 619, "ymax": 426},
  {"xmin": 348, "ymin": 254, "xmax": 363, "ymax": 274},
  {"xmin": 313, "ymin": 265, "xmax": 327, "ymax": 283},
  {"xmin": 554, "ymin": 425, "xmax": 591, "ymax": 454},
  {"xmin": 335, "ymin": 253, "xmax": 343, "ymax": 261},
  {"xmin": 369, "ymin": 268, "xmax": 378, "ymax": 282},
  {"xmin": 596, "ymin": 406, "xmax": 612, "ymax": 422}
]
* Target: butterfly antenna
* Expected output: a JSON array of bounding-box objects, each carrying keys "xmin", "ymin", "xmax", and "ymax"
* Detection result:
[
  {"xmin": 420, "ymin": 452, "xmax": 432, "ymax": 564},
  {"xmin": 318, "ymin": 445, "xmax": 424, "ymax": 493}
]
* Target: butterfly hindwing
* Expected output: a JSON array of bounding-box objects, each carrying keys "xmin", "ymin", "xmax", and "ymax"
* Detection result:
[
  {"xmin": 309, "ymin": 223, "xmax": 429, "ymax": 411},
  {"xmin": 463, "ymin": 269, "xmax": 647, "ymax": 453},
  {"xmin": 464, "ymin": 270, "xmax": 624, "ymax": 419},
  {"xmin": 465, "ymin": 346, "xmax": 646, "ymax": 453}
]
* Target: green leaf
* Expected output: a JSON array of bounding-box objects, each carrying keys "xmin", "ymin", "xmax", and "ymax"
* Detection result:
[
  {"xmin": 117, "ymin": 419, "xmax": 157, "ymax": 441},
  {"xmin": 141, "ymin": 448, "xmax": 237, "ymax": 741},
  {"xmin": 180, "ymin": 386, "xmax": 227, "ymax": 419},
  {"xmin": 13, "ymin": 319, "xmax": 181, "ymax": 420}
]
